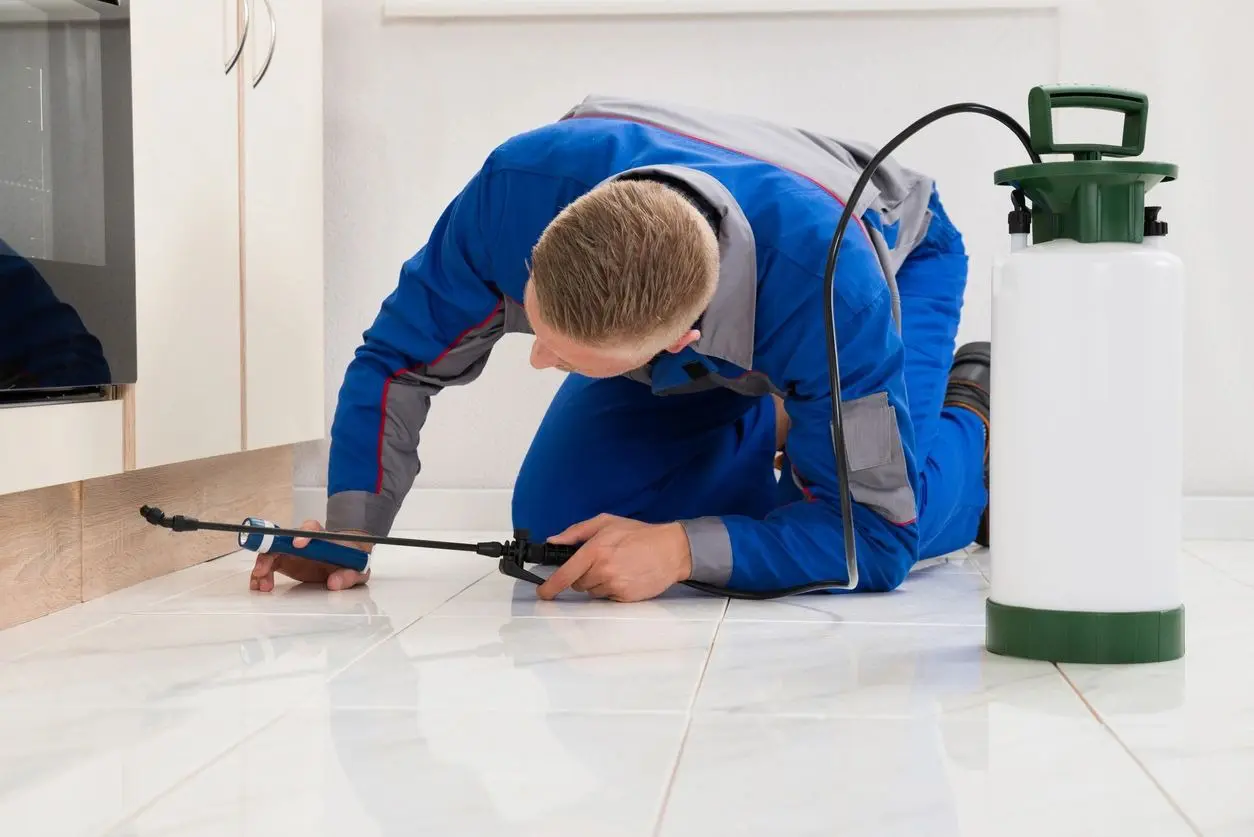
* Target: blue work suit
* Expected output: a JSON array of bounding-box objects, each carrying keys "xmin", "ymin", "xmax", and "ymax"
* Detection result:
[{"xmin": 326, "ymin": 96, "xmax": 987, "ymax": 593}]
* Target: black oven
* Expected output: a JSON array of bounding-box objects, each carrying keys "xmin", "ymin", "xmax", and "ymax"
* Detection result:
[{"xmin": 0, "ymin": 0, "xmax": 133, "ymax": 404}]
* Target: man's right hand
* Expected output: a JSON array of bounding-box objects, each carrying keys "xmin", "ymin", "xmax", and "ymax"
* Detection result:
[{"xmin": 248, "ymin": 519, "xmax": 372, "ymax": 592}]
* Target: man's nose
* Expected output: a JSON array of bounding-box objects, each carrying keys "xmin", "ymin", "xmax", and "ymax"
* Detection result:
[{"xmin": 530, "ymin": 340, "xmax": 556, "ymax": 370}]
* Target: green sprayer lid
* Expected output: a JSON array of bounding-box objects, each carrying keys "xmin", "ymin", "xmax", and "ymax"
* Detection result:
[{"xmin": 995, "ymin": 85, "xmax": 1178, "ymax": 244}]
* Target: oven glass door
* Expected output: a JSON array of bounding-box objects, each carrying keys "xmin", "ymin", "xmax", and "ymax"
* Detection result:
[{"xmin": 0, "ymin": 0, "xmax": 134, "ymax": 400}]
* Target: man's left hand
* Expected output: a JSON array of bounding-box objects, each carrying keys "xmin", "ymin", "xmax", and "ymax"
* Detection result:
[{"xmin": 536, "ymin": 515, "xmax": 693, "ymax": 602}]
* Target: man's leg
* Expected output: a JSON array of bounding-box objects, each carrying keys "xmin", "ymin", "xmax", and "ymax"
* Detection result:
[
  {"xmin": 512, "ymin": 374, "xmax": 779, "ymax": 542},
  {"xmin": 895, "ymin": 188, "xmax": 988, "ymax": 558}
]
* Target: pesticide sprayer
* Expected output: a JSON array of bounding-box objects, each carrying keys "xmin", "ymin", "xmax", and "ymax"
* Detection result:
[{"xmin": 140, "ymin": 84, "xmax": 1185, "ymax": 663}]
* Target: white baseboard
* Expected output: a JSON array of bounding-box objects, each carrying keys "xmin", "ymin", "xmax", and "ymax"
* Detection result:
[
  {"xmin": 1182, "ymin": 496, "xmax": 1254, "ymax": 541},
  {"xmin": 295, "ymin": 487, "xmax": 1254, "ymax": 540}
]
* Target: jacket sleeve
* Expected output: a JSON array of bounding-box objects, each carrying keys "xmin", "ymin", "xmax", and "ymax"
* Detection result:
[
  {"xmin": 681, "ymin": 267, "xmax": 920, "ymax": 594},
  {"xmin": 326, "ymin": 159, "xmax": 510, "ymax": 536}
]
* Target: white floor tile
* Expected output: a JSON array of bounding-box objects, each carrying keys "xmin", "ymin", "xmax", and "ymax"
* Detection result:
[
  {"xmin": 1188, "ymin": 539, "xmax": 1254, "ymax": 587},
  {"xmin": 430, "ymin": 568, "xmax": 728, "ymax": 620},
  {"xmin": 657, "ymin": 712, "xmax": 1195, "ymax": 837},
  {"xmin": 0, "ymin": 551, "xmax": 254, "ymax": 663},
  {"xmin": 0, "ymin": 612, "xmax": 395, "ymax": 715},
  {"xmin": 695, "ymin": 621, "xmax": 1079, "ymax": 719},
  {"xmin": 107, "ymin": 707, "xmax": 688, "ymax": 837},
  {"xmin": 3, "ymin": 535, "xmax": 1249, "ymax": 835},
  {"xmin": 724, "ymin": 561, "xmax": 988, "ymax": 625},
  {"xmin": 134, "ymin": 558, "xmax": 489, "ymax": 623},
  {"xmin": 1099, "ymin": 718, "xmax": 1254, "ymax": 837},
  {"xmin": 326, "ymin": 614, "xmax": 718, "ymax": 713},
  {"xmin": 0, "ymin": 706, "xmax": 265, "ymax": 837}
]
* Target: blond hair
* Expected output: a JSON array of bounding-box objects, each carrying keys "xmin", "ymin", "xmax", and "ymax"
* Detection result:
[{"xmin": 529, "ymin": 179, "xmax": 720, "ymax": 351}]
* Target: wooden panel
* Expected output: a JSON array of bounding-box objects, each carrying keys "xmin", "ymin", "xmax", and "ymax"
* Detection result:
[
  {"xmin": 0, "ymin": 400, "xmax": 124, "ymax": 497},
  {"xmin": 128, "ymin": 0, "xmax": 243, "ymax": 469},
  {"xmin": 81, "ymin": 446, "xmax": 293, "ymax": 600},
  {"xmin": 241, "ymin": 0, "xmax": 326, "ymax": 450},
  {"xmin": 0, "ymin": 483, "xmax": 81, "ymax": 631}
]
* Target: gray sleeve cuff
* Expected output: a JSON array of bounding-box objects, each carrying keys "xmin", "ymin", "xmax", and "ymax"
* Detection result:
[
  {"xmin": 680, "ymin": 516, "xmax": 733, "ymax": 586},
  {"xmin": 326, "ymin": 490, "xmax": 401, "ymax": 538}
]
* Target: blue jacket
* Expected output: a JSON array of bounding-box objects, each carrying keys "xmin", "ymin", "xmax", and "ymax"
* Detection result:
[
  {"xmin": 327, "ymin": 96, "xmax": 939, "ymax": 592},
  {"xmin": 0, "ymin": 238, "xmax": 110, "ymax": 389}
]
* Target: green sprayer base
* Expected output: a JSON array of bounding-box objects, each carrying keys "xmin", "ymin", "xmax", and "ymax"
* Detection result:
[{"xmin": 986, "ymin": 599, "xmax": 1185, "ymax": 664}]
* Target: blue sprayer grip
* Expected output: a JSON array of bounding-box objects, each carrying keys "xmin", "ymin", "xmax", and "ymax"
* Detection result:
[{"xmin": 237, "ymin": 517, "xmax": 371, "ymax": 573}]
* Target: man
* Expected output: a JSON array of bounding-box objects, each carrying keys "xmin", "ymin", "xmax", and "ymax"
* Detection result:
[{"xmin": 249, "ymin": 96, "xmax": 991, "ymax": 601}]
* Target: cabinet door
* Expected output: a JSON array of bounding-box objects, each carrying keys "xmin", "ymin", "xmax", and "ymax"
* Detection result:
[
  {"xmin": 129, "ymin": 0, "xmax": 243, "ymax": 469},
  {"xmin": 240, "ymin": 0, "xmax": 325, "ymax": 450}
]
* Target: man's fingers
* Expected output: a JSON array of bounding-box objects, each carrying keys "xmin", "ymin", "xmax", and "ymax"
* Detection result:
[
  {"xmin": 586, "ymin": 581, "xmax": 618, "ymax": 600},
  {"xmin": 250, "ymin": 554, "xmax": 277, "ymax": 593},
  {"xmin": 570, "ymin": 562, "xmax": 612, "ymax": 594},
  {"xmin": 327, "ymin": 568, "xmax": 369, "ymax": 591},
  {"xmin": 548, "ymin": 514, "xmax": 619, "ymax": 546},
  {"xmin": 291, "ymin": 519, "xmax": 324, "ymax": 549},
  {"xmin": 251, "ymin": 554, "xmax": 276, "ymax": 582},
  {"xmin": 537, "ymin": 546, "xmax": 597, "ymax": 600}
]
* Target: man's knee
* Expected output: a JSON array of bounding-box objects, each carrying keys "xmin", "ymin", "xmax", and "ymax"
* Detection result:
[{"xmin": 511, "ymin": 456, "xmax": 569, "ymax": 542}]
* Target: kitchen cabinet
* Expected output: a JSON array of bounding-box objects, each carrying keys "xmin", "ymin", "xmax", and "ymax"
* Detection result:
[
  {"xmin": 128, "ymin": 0, "xmax": 244, "ymax": 470},
  {"xmin": 126, "ymin": 0, "xmax": 325, "ymax": 470},
  {"xmin": 241, "ymin": 0, "xmax": 326, "ymax": 451}
]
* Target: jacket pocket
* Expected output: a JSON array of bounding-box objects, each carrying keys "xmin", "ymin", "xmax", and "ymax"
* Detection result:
[{"xmin": 841, "ymin": 392, "xmax": 916, "ymax": 525}]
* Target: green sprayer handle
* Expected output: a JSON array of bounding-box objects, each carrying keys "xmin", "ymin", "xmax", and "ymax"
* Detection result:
[{"xmin": 1027, "ymin": 85, "xmax": 1149, "ymax": 160}]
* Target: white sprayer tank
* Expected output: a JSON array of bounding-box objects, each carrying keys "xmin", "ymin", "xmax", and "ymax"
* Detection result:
[{"xmin": 987, "ymin": 84, "xmax": 1185, "ymax": 663}]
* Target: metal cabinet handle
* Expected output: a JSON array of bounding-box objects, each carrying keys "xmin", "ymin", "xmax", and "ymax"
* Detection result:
[
  {"xmin": 251, "ymin": 0, "xmax": 276, "ymax": 88},
  {"xmin": 225, "ymin": 0, "xmax": 251, "ymax": 74}
]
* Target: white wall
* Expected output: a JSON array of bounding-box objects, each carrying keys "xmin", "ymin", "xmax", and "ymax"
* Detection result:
[{"xmin": 297, "ymin": 0, "xmax": 1254, "ymax": 522}]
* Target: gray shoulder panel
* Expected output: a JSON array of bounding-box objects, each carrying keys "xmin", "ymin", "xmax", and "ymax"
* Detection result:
[{"xmin": 566, "ymin": 95, "xmax": 936, "ymax": 310}]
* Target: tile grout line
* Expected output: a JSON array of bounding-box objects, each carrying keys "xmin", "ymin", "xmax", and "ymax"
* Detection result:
[
  {"xmin": 651, "ymin": 596, "xmax": 730, "ymax": 837},
  {"xmin": 1053, "ymin": 663, "xmax": 1205, "ymax": 837},
  {"xmin": 96, "ymin": 569, "xmax": 493, "ymax": 833},
  {"xmin": 1187, "ymin": 548, "xmax": 1254, "ymax": 591}
]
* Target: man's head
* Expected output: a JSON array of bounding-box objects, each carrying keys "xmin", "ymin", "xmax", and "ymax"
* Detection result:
[{"xmin": 523, "ymin": 179, "xmax": 720, "ymax": 378}]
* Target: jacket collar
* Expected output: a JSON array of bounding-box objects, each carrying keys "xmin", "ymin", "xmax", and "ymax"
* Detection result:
[{"xmin": 600, "ymin": 165, "xmax": 757, "ymax": 370}]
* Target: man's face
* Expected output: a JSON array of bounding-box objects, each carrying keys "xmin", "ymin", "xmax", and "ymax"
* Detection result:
[{"xmin": 522, "ymin": 283, "xmax": 651, "ymax": 379}]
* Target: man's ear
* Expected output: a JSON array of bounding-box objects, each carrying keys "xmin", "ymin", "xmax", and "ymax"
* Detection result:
[{"xmin": 664, "ymin": 329, "xmax": 701, "ymax": 354}]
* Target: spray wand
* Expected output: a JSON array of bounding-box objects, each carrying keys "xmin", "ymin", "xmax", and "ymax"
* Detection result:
[{"xmin": 138, "ymin": 505, "xmax": 577, "ymax": 586}]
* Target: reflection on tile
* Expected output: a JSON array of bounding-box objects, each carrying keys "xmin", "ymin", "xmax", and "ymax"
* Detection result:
[
  {"xmin": 430, "ymin": 569, "xmax": 727, "ymax": 621},
  {"xmin": 1061, "ymin": 641, "xmax": 1254, "ymax": 725},
  {"xmin": 1103, "ymin": 718, "xmax": 1254, "ymax": 837},
  {"xmin": 696, "ymin": 621, "xmax": 1077, "ymax": 719},
  {"xmin": 109, "ymin": 708, "xmax": 688, "ymax": 837},
  {"xmin": 725, "ymin": 562, "xmax": 988, "ymax": 625},
  {"xmin": 1060, "ymin": 552, "xmax": 1254, "ymax": 837},
  {"xmin": 328, "ymin": 615, "xmax": 717, "ymax": 713},
  {"xmin": 0, "ymin": 706, "xmax": 262, "ymax": 837},
  {"xmin": 135, "ymin": 565, "xmax": 488, "ymax": 622},
  {"xmin": 0, "ymin": 613, "xmax": 396, "ymax": 715},
  {"xmin": 659, "ymin": 713, "xmax": 1194, "ymax": 837}
]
